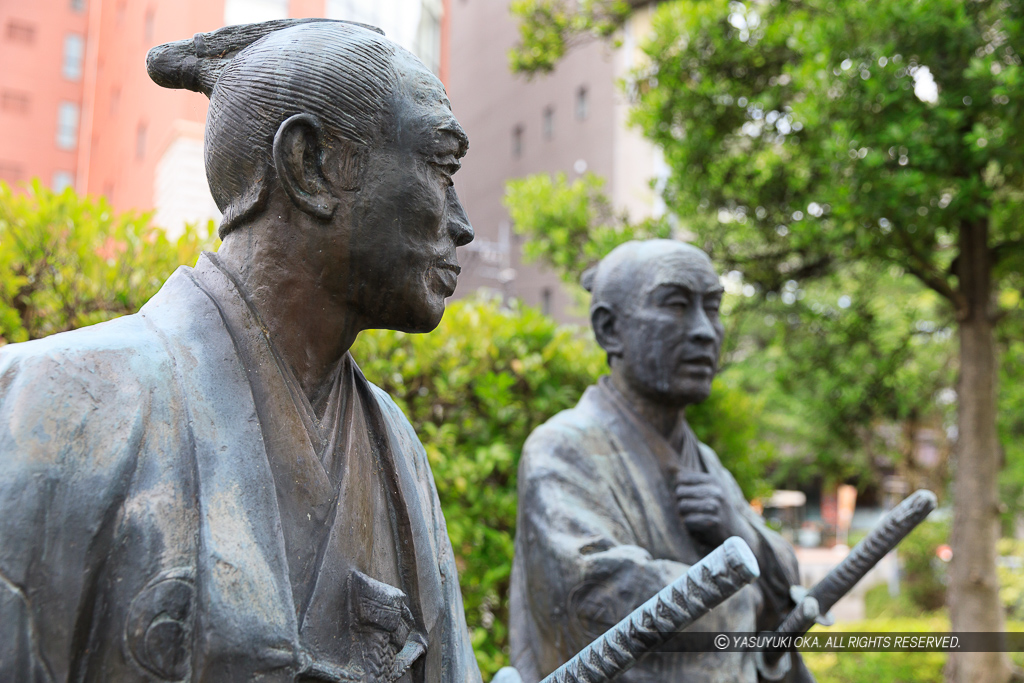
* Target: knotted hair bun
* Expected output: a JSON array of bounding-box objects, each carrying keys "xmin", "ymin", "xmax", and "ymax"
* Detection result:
[{"xmin": 146, "ymin": 19, "xmax": 385, "ymax": 97}]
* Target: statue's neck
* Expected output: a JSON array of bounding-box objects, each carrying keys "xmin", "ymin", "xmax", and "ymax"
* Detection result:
[
  {"xmin": 608, "ymin": 370, "xmax": 687, "ymax": 442},
  {"xmin": 215, "ymin": 232, "xmax": 361, "ymax": 406}
]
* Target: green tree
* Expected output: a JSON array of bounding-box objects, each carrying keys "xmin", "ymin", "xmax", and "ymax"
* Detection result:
[
  {"xmin": 510, "ymin": 2, "xmax": 1024, "ymax": 680},
  {"xmin": 509, "ymin": 0, "xmax": 632, "ymax": 74},
  {"xmin": 505, "ymin": 173, "xmax": 956, "ymax": 493},
  {"xmin": 0, "ymin": 181, "xmax": 214, "ymax": 343},
  {"xmin": 505, "ymin": 171, "xmax": 671, "ymax": 284}
]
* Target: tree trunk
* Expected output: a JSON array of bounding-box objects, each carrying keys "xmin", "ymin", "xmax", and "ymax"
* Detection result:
[{"xmin": 947, "ymin": 218, "xmax": 1011, "ymax": 683}]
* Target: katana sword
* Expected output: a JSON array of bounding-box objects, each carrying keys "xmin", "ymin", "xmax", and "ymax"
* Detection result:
[
  {"xmin": 537, "ymin": 535, "xmax": 761, "ymax": 683},
  {"xmin": 757, "ymin": 489, "xmax": 938, "ymax": 679}
]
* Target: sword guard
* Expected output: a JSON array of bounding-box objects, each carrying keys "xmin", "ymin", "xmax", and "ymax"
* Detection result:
[{"xmin": 789, "ymin": 586, "xmax": 833, "ymax": 626}]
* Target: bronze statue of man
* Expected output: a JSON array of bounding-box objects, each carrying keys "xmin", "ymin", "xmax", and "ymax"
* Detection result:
[
  {"xmin": 508, "ymin": 240, "xmax": 814, "ymax": 683},
  {"xmin": 0, "ymin": 20, "xmax": 481, "ymax": 682}
]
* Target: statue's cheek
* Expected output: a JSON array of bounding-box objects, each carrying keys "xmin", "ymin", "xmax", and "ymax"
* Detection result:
[{"xmin": 125, "ymin": 569, "xmax": 195, "ymax": 681}]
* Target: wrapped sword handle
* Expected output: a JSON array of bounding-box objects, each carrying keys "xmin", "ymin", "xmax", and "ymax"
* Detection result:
[{"xmin": 539, "ymin": 536, "xmax": 761, "ymax": 683}]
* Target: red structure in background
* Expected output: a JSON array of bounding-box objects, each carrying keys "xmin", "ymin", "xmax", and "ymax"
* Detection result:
[
  {"xmin": 0, "ymin": 0, "xmax": 88, "ymax": 192},
  {"xmin": 0, "ymin": 0, "xmax": 448, "ymax": 228}
]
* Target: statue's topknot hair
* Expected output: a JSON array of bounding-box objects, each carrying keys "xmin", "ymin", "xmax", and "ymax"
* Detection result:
[{"xmin": 145, "ymin": 20, "xmax": 402, "ymax": 238}]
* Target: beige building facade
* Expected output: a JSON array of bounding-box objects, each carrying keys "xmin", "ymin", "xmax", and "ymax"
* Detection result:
[{"xmin": 447, "ymin": 0, "xmax": 664, "ymax": 320}]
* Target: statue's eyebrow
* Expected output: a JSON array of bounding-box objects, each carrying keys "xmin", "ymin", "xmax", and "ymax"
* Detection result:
[{"xmin": 648, "ymin": 281, "xmax": 725, "ymax": 301}]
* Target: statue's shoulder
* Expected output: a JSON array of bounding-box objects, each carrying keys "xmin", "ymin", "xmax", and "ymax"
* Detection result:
[
  {"xmin": 529, "ymin": 383, "xmax": 608, "ymax": 440},
  {"xmin": 520, "ymin": 385, "xmax": 609, "ymax": 473},
  {"xmin": 0, "ymin": 311, "xmax": 171, "ymax": 395},
  {"xmin": 0, "ymin": 267, "xmax": 201, "ymax": 398},
  {"xmin": 0, "ymin": 312, "xmax": 177, "ymax": 479}
]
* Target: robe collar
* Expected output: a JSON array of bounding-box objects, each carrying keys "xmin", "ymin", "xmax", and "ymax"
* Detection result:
[
  {"xmin": 594, "ymin": 376, "xmax": 707, "ymax": 476},
  {"xmin": 140, "ymin": 254, "xmax": 444, "ymax": 680}
]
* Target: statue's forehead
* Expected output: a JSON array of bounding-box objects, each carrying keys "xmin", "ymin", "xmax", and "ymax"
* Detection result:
[
  {"xmin": 390, "ymin": 51, "xmax": 467, "ymax": 152},
  {"xmin": 637, "ymin": 250, "xmax": 721, "ymax": 296}
]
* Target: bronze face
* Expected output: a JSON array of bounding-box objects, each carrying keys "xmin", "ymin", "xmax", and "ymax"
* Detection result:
[
  {"xmin": 593, "ymin": 241, "xmax": 725, "ymax": 407},
  {"xmin": 340, "ymin": 52, "xmax": 473, "ymax": 334}
]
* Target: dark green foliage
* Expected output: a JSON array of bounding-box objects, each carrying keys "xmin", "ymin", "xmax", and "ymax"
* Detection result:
[
  {"xmin": 504, "ymin": 172, "xmax": 672, "ymax": 284},
  {"xmin": 354, "ymin": 297, "xmax": 606, "ymax": 676},
  {"xmin": 0, "ymin": 181, "xmax": 215, "ymax": 343},
  {"xmin": 626, "ymin": 0, "xmax": 1023, "ymax": 309},
  {"xmin": 509, "ymin": 0, "xmax": 631, "ymax": 75},
  {"xmin": 899, "ymin": 519, "xmax": 952, "ymax": 612}
]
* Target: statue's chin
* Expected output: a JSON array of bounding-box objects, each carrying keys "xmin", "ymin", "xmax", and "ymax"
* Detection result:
[{"xmin": 385, "ymin": 300, "xmax": 446, "ymax": 335}]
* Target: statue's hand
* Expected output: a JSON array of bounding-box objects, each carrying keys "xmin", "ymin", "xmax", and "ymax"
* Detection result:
[{"xmin": 673, "ymin": 471, "xmax": 734, "ymax": 547}]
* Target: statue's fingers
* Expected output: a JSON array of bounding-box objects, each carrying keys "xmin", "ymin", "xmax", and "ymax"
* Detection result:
[
  {"xmin": 677, "ymin": 498, "xmax": 719, "ymax": 515},
  {"xmin": 683, "ymin": 515, "xmax": 721, "ymax": 535},
  {"xmin": 674, "ymin": 483, "xmax": 721, "ymax": 501},
  {"xmin": 674, "ymin": 470, "xmax": 716, "ymax": 486}
]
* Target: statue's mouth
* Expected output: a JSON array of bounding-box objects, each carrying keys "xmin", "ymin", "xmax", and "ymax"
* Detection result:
[{"xmin": 431, "ymin": 262, "xmax": 461, "ymax": 296}]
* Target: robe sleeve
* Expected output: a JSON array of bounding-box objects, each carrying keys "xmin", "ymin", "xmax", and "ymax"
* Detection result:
[
  {"xmin": 698, "ymin": 444, "xmax": 816, "ymax": 682},
  {"xmin": 697, "ymin": 443, "xmax": 801, "ymax": 631},
  {"xmin": 514, "ymin": 420, "xmax": 689, "ymax": 668},
  {"xmin": 0, "ymin": 340, "xmax": 149, "ymax": 682}
]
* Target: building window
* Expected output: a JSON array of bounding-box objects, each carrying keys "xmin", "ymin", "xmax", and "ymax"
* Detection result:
[
  {"xmin": 52, "ymin": 171, "xmax": 75, "ymax": 192},
  {"xmin": 136, "ymin": 122, "xmax": 148, "ymax": 160},
  {"xmin": 63, "ymin": 34, "xmax": 85, "ymax": 81},
  {"xmin": 512, "ymin": 125, "xmax": 524, "ymax": 158},
  {"xmin": 144, "ymin": 8, "xmax": 155, "ymax": 43},
  {"xmin": 71, "ymin": 0, "xmax": 86, "ymax": 12},
  {"xmin": 56, "ymin": 102, "xmax": 80, "ymax": 150},
  {"xmin": 543, "ymin": 106, "xmax": 555, "ymax": 140},
  {"xmin": 1, "ymin": 90, "xmax": 30, "ymax": 114},
  {"xmin": 575, "ymin": 86, "xmax": 589, "ymax": 121},
  {"xmin": 541, "ymin": 288, "xmax": 552, "ymax": 316},
  {"xmin": 6, "ymin": 20, "xmax": 35, "ymax": 43},
  {"xmin": 224, "ymin": 0, "xmax": 289, "ymax": 26},
  {"xmin": 415, "ymin": 0, "xmax": 443, "ymax": 76},
  {"xmin": 0, "ymin": 162, "xmax": 22, "ymax": 184}
]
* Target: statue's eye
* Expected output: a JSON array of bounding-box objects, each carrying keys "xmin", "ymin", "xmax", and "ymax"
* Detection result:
[{"xmin": 662, "ymin": 297, "xmax": 690, "ymax": 309}]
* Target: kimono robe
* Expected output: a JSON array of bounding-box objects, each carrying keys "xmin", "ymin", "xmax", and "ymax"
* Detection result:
[
  {"xmin": 509, "ymin": 378, "xmax": 812, "ymax": 683},
  {"xmin": 0, "ymin": 253, "xmax": 481, "ymax": 683}
]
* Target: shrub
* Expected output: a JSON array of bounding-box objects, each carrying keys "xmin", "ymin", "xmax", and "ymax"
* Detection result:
[
  {"xmin": 0, "ymin": 181, "xmax": 213, "ymax": 343},
  {"xmin": 897, "ymin": 518, "xmax": 951, "ymax": 612},
  {"xmin": 353, "ymin": 295, "xmax": 606, "ymax": 675}
]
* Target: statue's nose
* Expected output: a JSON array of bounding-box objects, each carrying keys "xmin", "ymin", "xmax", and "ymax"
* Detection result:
[{"xmin": 446, "ymin": 187, "xmax": 474, "ymax": 247}]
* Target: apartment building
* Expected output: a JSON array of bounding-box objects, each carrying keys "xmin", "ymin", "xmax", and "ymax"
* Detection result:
[{"xmin": 446, "ymin": 0, "xmax": 664, "ymax": 320}]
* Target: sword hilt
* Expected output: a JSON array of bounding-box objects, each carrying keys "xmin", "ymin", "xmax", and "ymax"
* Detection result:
[
  {"xmin": 539, "ymin": 536, "xmax": 760, "ymax": 683},
  {"xmin": 758, "ymin": 489, "xmax": 937, "ymax": 678}
]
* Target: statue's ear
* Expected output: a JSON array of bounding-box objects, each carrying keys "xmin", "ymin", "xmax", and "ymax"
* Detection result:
[
  {"xmin": 591, "ymin": 303, "xmax": 623, "ymax": 357},
  {"xmin": 272, "ymin": 113, "xmax": 339, "ymax": 220}
]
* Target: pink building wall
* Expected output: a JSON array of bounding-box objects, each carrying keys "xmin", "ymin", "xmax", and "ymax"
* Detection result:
[
  {"xmin": 2, "ymin": 0, "xmax": 449, "ymax": 222},
  {"xmin": 0, "ymin": 0, "xmax": 89, "ymax": 189},
  {"xmin": 84, "ymin": 0, "xmax": 341, "ymax": 215}
]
